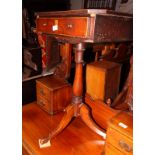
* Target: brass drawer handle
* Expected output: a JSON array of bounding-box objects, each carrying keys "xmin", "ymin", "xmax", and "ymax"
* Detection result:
[
  {"xmin": 119, "ymin": 140, "xmax": 132, "ymax": 152},
  {"xmin": 38, "ymin": 100, "xmax": 45, "ymax": 106},
  {"xmin": 39, "ymin": 89, "xmax": 45, "ymax": 96}
]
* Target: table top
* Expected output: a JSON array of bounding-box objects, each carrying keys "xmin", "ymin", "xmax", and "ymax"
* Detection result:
[
  {"xmin": 22, "ymin": 102, "xmax": 105, "ymax": 155},
  {"xmin": 35, "ymin": 9, "xmax": 133, "ymax": 43}
]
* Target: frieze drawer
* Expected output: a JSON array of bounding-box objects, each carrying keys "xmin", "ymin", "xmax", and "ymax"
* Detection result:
[{"xmin": 36, "ymin": 17, "xmax": 89, "ymax": 38}]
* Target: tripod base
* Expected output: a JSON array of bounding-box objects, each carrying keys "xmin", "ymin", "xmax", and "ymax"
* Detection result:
[{"xmin": 39, "ymin": 103, "xmax": 106, "ymax": 145}]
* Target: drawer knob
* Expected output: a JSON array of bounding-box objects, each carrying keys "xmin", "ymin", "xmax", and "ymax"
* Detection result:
[
  {"xmin": 67, "ymin": 24, "xmax": 73, "ymax": 28},
  {"xmin": 119, "ymin": 140, "xmax": 132, "ymax": 152},
  {"xmin": 42, "ymin": 23, "xmax": 47, "ymax": 26},
  {"xmin": 38, "ymin": 100, "xmax": 45, "ymax": 106}
]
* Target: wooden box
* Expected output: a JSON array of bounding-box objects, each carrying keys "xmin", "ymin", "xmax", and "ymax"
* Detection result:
[
  {"xmin": 86, "ymin": 60, "xmax": 121, "ymax": 102},
  {"xmin": 36, "ymin": 76, "xmax": 72, "ymax": 114},
  {"xmin": 105, "ymin": 111, "xmax": 133, "ymax": 155}
]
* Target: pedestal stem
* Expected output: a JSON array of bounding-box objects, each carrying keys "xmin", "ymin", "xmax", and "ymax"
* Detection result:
[{"xmin": 72, "ymin": 43, "xmax": 85, "ymax": 116}]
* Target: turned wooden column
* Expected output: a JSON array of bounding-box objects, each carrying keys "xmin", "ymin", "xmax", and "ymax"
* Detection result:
[{"xmin": 72, "ymin": 43, "xmax": 85, "ymax": 116}]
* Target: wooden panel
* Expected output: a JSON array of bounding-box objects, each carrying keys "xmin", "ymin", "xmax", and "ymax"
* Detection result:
[
  {"xmin": 105, "ymin": 65, "xmax": 121, "ymax": 100},
  {"xmin": 36, "ymin": 17, "xmax": 89, "ymax": 38},
  {"xmin": 36, "ymin": 18, "xmax": 48, "ymax": 32},
  {"xmin": 106, "ymin": 127, "xmax": 133, "ymax": 154},
  {"xmin": 36, "ymin": 95, "xmax": 50, "ymax": 113},
  {"xmin": 86, "ymin": 61, "xmax": 121, "ymax": 102},
  {"xmin": 94, "ymin": 14, "xmax": 133, "ymax": 42},
  {"xmin": 105, "ymin": 143, "xmax": 124, "ymax": 155},
  {"xmin": 45, "ymin": 35, "xmax": 61, "ymax": 71},
  {"xmin": 36, "ymin": 82, "xmax": 50, "ymax": 100},
  {"xmin": 59, "ymin": 43, "xmax": 72, "ymax": 79},
  {"xmin": 52, "ymin": 85, "xmax": 72, "ymax": 113},
  {"xmin": 86, "ymin": 64, "xmax": 106, "ymax": 100}
]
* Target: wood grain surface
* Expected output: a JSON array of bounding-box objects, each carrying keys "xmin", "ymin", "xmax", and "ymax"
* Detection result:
[{"xmin": 22, "ymin": 102, "xmax": 106, "ymax": 155}]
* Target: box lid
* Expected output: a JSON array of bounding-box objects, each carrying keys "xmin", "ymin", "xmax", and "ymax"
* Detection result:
[
  {"xmin": 36, "ymin": 76, "xmax": 70, "ymax": 90},
  {"xmin": 87, "ymin": 60, "xmax": 121, "ymax": 70}
]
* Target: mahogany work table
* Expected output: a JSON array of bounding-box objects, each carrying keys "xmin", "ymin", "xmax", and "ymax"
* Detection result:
[{"xmin": 35, "ymin": 9, "xmax": 133, "ymax": 144}]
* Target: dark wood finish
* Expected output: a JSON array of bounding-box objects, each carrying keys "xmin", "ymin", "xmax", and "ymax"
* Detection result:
[
  {"xmin": 38, "ymin": 34, "xmax": 72, "ymax": 78},
  {"xmin": 36, "ymin": 17, "xmax": 89, "ymax": 38},
  {"xmin": 36, "ymin": 9, "xmax": 132, "ymax": 43},
  {"xmin": 94, "ymin": 15, "xmax": 132, "ymax": 42},
  {"xmin": 59, "ymin": 43, "xmax": 72, "ymax": 79},
  {"xmin": 46, "ymin": 36, "xmax": 61, "ymax": 70},
  {"xmin": 35, "ymin": 9, "xmax": 132, "ymax": 144},
  {"xmin": 105, "ymin": 111, "xmax": 133, "ymax": 155},
  {"xmin": 22, "ymin": 102, "xmax": 105, "ymax": 155},
  {"xmin": 100, "ymin": 43, "xmax": 132, "ymax": 92},
  {"xmin": 52, "ymin": 43, "xmax": 72, "ymax": 79},
  {"xmin": 36, "ymin": 76, "xmax": 72, "ymax": 114},
  {"xmin": 37, "ymin": 34, "xmax": 60, "ymax": 73},
  {"xmin": 111, "ymin": 55, "xmax": 133, "ymax": 111},
  {"xmin": 86, "ymin": 60, "xmax": 121, "ymax": 102}
]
